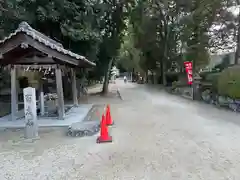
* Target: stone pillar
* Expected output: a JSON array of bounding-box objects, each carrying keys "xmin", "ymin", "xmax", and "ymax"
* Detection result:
[
  {"xmin": 55, "ymin": 66, "xmax": 65, "ymax": 119},
  {"xmin": 23, "ymin": 87, "xmax": 38, "ymax": 139},
  {"xmin": 71, "ymin": 68, "xmax": 78, "ymax": 106},
  {"xmin": 192, "ymin": 76, "xmax": 202, "ymax": 101},
  {"xmin": 11, "ymin": 65, "xmax": 17, "ymax": 121}
]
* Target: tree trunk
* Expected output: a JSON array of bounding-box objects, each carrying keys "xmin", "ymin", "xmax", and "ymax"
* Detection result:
[
  {"xmin": 102, "ymin": 59, "xmax": 113, "ymax": 95},
  {"xmin": 235, "ymin": 9, "xmax": 240, "ymax": 64},
  {"xmin": 160, "ymin": 62, "xmax": 167, "ymax": 86},
  {"xmin": 162, "ymin": 30, "xmax": 168, "ymax": 86},
  {"xmin": 145, "ymin": 70, "xmax": 148, "ymax": 83}
]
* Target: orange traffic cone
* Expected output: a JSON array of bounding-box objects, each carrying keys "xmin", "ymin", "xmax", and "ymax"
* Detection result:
[
  {"xmin": 105, "ymin": 104, "xmax": 110, "ymax": 116},
  {"xmin": 106, "ymin": 105, "xmax": 113, "ymax": 126},
  {"xmin": 97, "ymin": 114, "xmax": 112, "ymax": 143}
]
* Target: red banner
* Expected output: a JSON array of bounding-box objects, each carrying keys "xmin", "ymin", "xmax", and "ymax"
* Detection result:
[{"xmin": 184, "ymin": 61, "xmax": 193, "ymax": 85}]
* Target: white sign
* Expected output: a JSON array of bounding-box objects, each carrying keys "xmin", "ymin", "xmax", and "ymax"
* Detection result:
[{"xmin": 23, "ymin": 87, "xmax": 38, "ymax": 138}]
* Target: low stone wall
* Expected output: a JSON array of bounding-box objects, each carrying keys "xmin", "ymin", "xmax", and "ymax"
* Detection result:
[
  {"xmin": 201, "ymin": 90, "xmax": 240, "ymax": 112},
  {"xmin": 167, "ymin": 86, "xmax": 240, "ymax": 113}
]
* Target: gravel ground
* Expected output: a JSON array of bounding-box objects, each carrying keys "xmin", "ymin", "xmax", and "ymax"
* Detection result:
[{"xmin": 1, "ymin": 80, "xmax": 240, "ymax": 179}]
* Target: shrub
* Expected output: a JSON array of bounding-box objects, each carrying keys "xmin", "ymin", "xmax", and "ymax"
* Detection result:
[
  {"xmin": 171, "ymin": 81, "xmax": 178, "ymax": 90},
  {"xmin": 165, "ymin": 72, "xmax": 179, "ymax": 85},
  {"xmin": 172, "ymin": 80, "xmax": 188, "ymax": 89},
  {"xmin": 199, "ymin": 54, "xmax": 230, "ymax": 80},
  {"xmin": 199, "ymin": 70, "xmax": 220, "ymax": 80},
  {"xmin": 200, "ymin": 72, "xmax": 220, "ymax": 93},
  {"xmin": 205, "ymin": 73, "xmax": 220, "ymax": 93},
  {"xmin": 215, "ymin": 54, "xmax": 231, "ymax": 71},
  {"xmin": 166, "ymin": 72, "xmax": 189, "ymax": 87},
  {"xmin": 218, "ymin": 65, "xmax": 240, "ymax": 99}
]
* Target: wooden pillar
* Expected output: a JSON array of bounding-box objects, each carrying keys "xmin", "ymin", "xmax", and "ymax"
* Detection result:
[
  {"xmin": 39, "ymin": 83, "xmax": 45, "ymax": 116},
  {"xmin": 71, "ymin": 68, "xmax": 78, "ymax": 106},
  {"xmin": 55, "ymin": 66, "xmax": 65, "ymax": 119},
  {"xmin": 11, "ymin": 65, "xmax": 17, "ymax": 121},
  {"xmin": 15, "ymin": 68, "xmax": 19, "ymax": 113}
]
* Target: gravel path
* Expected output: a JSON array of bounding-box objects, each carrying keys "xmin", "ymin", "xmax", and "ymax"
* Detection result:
[{"xmin": 1, "ymin": 80, "xmax": 240, "ymax": 179}]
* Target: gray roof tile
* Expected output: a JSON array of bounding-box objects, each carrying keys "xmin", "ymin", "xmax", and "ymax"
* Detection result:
[{"xmin": 0, "ymin": 22, "xmax": 95, "ymax": 66}]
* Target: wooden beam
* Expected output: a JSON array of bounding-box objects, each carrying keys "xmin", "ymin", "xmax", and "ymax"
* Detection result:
[
  {"xmin": 55, "ymin": 66, "xmax": 65, "ymax": 119},
  {"xmin": 0, "ymin": 33, "xmax": 26, "ymax": 55},
  {"xmin": 71, "ymin": 68, "xmax": 78, "ymax": 106},
  {"xmin": 16, "ymin": 56, "xmax": 55, "ymax": 64},
  {"xmin": 0, "ymin": 48, "xmax": 33, "ymax": 65},
  {"xmin": 10, "ymin": 65, "xmax": 17, "ymax": 121},
  {"xmin": 15, "ymin": 64, "xmax": 57, "ymax": 69}
]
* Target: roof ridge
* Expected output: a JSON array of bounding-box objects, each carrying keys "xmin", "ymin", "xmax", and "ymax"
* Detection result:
[{"xmin": 18, "ymin": 21, "xmax": 63, "ymax": 48}]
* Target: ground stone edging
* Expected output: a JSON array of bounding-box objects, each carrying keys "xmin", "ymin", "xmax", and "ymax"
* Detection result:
[
  {"xmin": 201, "ymin": 94, "xmax": 240, "ymax": 112},
  {"xmin": 166, "ymin": 88, "xmax": 240, "ymax": 113},
  {"xmin": 117, "ymin": 88, "xmax": 123, "ymax": 100},
  {"xmin": 67, "ymin": 120, "xmax": 100, "ymax": 137},
  {"xmin": 67, "ymin": 105, "xmax": 101, "ymax": 137},
  {"xmin": 181, "ymin": 94, "xmax": 193, "ymax": 100},
  {"xmin": 164, "ymin": 88, "xmax": 193, "ymax": 100}
]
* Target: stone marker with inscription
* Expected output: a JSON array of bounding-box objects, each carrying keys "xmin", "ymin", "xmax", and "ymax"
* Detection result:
[{"xmin": 23, "ymin": 87, "xmax": 38, "ymax": 139}]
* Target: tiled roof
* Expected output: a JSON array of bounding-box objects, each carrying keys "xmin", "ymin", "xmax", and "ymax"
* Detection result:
[{"xmin": 0, "ymin": 22, "xmax": 95, "ymax": 66}]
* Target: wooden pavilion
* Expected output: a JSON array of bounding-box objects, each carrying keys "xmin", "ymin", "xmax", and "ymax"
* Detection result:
[{"xmin": 0, "ymin": 22, "xmax": 95, "ymax": 120}]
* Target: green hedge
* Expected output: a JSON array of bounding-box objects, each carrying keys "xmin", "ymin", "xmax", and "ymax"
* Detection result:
[
  {"xmin": 199, "ymin": 70, "xmax": 220, "ymax": 81},
  {"xmin": 165, "ymin": 72, "xmax": 179, "ymax": 83},
  {"xmin": 172, "ymin": 80, "xmax": 188, "ymax": 88},
  {"xmin": 218, "ymin": 65, "xmax": 240, "ymax": 99},
  {"xmin": 205, "ymin": 72, "xmax": 220, "ymax": 82},
  {"xmin": 201, "ymin": 72, "xmax": 220, "ymax": 93},
  {"xmin": 166, "ymin": 72, "xmax": 189, "ymax": 86}
]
